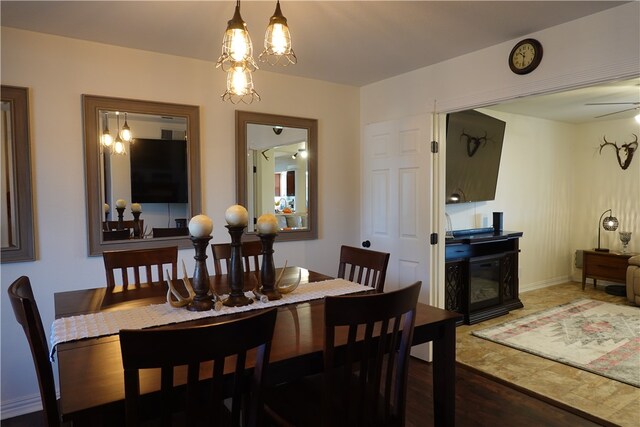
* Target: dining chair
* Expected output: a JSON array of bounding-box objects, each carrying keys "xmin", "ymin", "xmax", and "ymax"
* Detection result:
[
  {"xmin": 8, "ymin": 276, "xmax": 61, "ymax": 427},
  {"xmin": 103, "ymin": 219, "xmax": 144, "ymax": 231},
  {"xmin": 211, "ymin": 241, "xmax": 262, "ymax": 275},
  {"xmin": 102, "ymin": 246, "xmax": 178, "ymax": 288},
  {"xmin": 337, "ymin": 245, "xmax": 390, "ymax": 292},
  {"xmin": 264, "ymin": 281, "xmax": 422, "ymax": 427},
  {"xmin": 152, "ymin": 227, "xmax": 189, "ymax": 238},
  {"xmin": 119, "ymin": 307, "xmax": 278, "ymax": 427}
]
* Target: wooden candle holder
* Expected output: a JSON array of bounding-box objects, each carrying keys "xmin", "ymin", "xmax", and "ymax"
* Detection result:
[
  {"xmin": 187, "ymin": 235, "xmax": 214, "ymax": 312},
  {"xmin": 259, "ymin": 233, "xmax": 281, "ymax": 300},
  {"xmin": 116, "ymin": 207, "xmax": 125, "ymax": 230},
  {"xmin": 223, "ymin": 225, "xmax": 254, "ymax": 307},
  {"xmin": 132, "ymin": 211, "xmax": 142, "ymax": 239}
]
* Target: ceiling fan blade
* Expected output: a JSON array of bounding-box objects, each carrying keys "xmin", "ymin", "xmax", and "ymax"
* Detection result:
[
  {"xmin": 594, "ymin": 106, "xmax": 640, "ymax": 119},
  {"xmin": 585, "ymin": 102, "xmax": 640, "ymax": 105}
]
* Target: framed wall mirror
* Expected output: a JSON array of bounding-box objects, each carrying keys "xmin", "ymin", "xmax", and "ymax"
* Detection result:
[
  {"xmin": 1, "ymin": 85, "xmax": 35, "ymax": 262},
  {"xmin": 236, "ymin": 111, "xmax": 318, "ymax": 241},
  {"xmin": 83, "ymin": 95, "xmax": 201, "ymax": 255}
]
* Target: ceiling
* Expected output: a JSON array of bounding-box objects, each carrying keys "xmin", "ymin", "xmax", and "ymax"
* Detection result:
[{"xmin": 2, "ymin": 1, "xmax": 638, "ymax": 122}]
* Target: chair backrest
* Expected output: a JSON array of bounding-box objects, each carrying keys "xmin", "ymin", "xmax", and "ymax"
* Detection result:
[
  {"xmin": 120, "ymin": 307, "xmax": 278, "ymax": 427},
  {"xmin": 102, "ymin": 246, "xmax": 178, "ymax": 288},
  {"xmin": 152, "ymin": 227, "xmax": 189, "ymax": 238},
  {"xmin": 8, "ymin": 276, "xmax": 60, "ymax": 427},
  {"xmin": 323, "ymin": 281, "xmax": 421, "ymax": 427},
  {"xmin": 211, "ymin": 241, "xmax": 262, "ymax": 275},
  {"xmin": 337, "ymin": 245, "xmax": 390, "ymax": 292},
  {"xmin": 104, "ymin": 219, "xmax": 144, "ymax": 231},
  {"xmin": 103, "ymin": 229, "xmax": 131, "ymax": 241}
]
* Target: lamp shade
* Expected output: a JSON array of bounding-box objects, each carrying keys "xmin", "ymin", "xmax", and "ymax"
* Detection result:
[
  {"xmin": 217, "ymin": 2, "xmax": 257, "ymax": 72},
  {"xmin": 260, "ymin": 1, "xmax": 297, "ymax": 66},
  {"xmin": 603, "ymin": 215, "xmax": 619, "ymax": 231}
]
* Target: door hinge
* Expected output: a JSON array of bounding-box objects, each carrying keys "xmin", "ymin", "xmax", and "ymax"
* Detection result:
[
  {"xmin": 431, "ymin": 140, "xmax": 438, "ymax": 153},
  {"xmin": 253, "ymin": 166, "xmax": 257, "ymax": 173},
  {"xmin": 430, "ymin": 233, "xmax": 438, "ymax": 245}
]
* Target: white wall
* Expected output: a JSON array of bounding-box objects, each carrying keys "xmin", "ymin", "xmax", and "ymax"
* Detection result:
[
  {"xmin": 0, "ymin": 27, "xmax": 360, "ymax": 416},
  {"xmin": 361, "ymin": 3, "xmax": 639, "ymax": 292}
]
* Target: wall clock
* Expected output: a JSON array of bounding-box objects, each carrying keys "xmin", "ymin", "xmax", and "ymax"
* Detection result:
[{"xmin": 508, "ymin": 38, "xmax": 543, "ymax": 75}]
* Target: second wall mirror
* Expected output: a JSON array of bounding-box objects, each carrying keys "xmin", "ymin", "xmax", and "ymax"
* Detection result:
[
  {"xmin": 236, "ymin": 111, "xmax": 318, "ymax": 241},
  {"xmin": 83, "ymin": 95, "xmax": 201, "ymax": 255}
]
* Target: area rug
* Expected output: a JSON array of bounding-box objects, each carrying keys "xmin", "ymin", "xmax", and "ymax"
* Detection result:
[{"xmin": 472, "ymin": 299, "xmax": 640, "ymax": 387}]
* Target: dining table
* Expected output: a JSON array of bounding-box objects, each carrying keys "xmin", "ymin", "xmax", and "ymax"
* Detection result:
[{"xmin": 53, "ymin": 266, "xmax": 462, "ymax": 426}]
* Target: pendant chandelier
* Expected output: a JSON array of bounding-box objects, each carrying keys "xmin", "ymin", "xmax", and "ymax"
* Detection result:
[
  {"xmin": 216, "ymin": 0, "xmax": 296, "ymax": 104},
  {"xmin": 101, "ymin": 112, "xmax": 134, "ymax": 155}
]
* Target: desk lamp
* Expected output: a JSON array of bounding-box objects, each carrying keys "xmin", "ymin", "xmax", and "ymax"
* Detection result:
[{"xmin": 595, "ymin": 209, "xmax": 619, "ymax": 252}]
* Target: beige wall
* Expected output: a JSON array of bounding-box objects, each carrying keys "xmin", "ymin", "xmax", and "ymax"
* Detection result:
[{"xmin": 0, "ymin": 27, "xmax": 359, "ymax": 415}]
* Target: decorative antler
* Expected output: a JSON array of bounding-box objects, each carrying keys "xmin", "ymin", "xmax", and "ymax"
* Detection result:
[
  {"xmin": 600, "ymin": 134, "xmax": 638, "ymax": 170},
  {"xmin": 275, "ymin": 261, "xmax": 302, "ymax": 294},
  {"xmin": 166, "ymin": 264, "xmax": 195, "ymax": 308},
  {"xmin": 460, "ymin": 130, "xmax": 488, "ymax": 158}
]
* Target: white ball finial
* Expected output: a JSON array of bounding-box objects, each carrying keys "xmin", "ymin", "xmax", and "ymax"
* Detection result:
[
  {"xmin": 188, "ymin": 214, "xmax": 213, "ymax": 238},
  {"xmin": 225, "ymin": 204, "xmax": 249, "ymax": 226},
  {"xmin": 104, "ymin": 203, "xmax": 110, "ymax": 214},
  {"xmin": 256, "ymin": 213, "xmax": 279, "ymax": 234},
  {"xmin": 131, "ymin": 203, "xmax": 142, "ymax": 213},
  {"xmin": 115, "ymin": 199, "xmax": 126, "ymax": 209}
]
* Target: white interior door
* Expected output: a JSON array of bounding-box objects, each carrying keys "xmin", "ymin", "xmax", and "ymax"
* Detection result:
[{"xmin": 362, "ymin": 114, "xmax": 432, "ymax": 359}]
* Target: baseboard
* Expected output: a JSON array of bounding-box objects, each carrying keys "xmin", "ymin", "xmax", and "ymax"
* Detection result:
[
  {"xmin": 520, "ymin": 276, "xmax": 572, "ymax": 292},
  {"xmin": 0, "ymin": 393, "xmax": 43, "ymax": 420}
]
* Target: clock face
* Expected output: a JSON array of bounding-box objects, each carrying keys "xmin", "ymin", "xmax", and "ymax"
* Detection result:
[{"xmin": 509, "ymin": 39, "xmax": 543, "ymax": 75}]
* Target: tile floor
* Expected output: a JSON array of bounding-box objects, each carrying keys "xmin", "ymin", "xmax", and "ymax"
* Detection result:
[{"xmin": 455, "ymin": 281, "xmax": 640, "ymax": 427}]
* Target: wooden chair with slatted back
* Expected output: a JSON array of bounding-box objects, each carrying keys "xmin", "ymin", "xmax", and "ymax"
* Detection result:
[
  {"xmin": 102, "ymin": 246, "xmax": 178, "ymax": 288},
  {"xmin": 211, "ymin": 240, "xmax": 262, "ymax": 275},
  {"xmin": 8, "ymin": 276, "xmax": 61, "ymax": 427},
  {"xmin": 264, "ymin": 281, "xmax": 422, "ymax": 427},
  {"xmin": 104, "ymin": 220, "xmax": 144, "ymax": 232},
  {"xmin": 337, "ymin": 245, "xmax": 390, "ymax": 292},
  {"xmin": 119, "ymin": 307, "xmax": 278, "ymax": 427}
]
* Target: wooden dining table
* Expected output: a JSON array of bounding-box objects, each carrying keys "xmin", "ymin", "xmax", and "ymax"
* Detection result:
[{"xmin": 53, "ymin": 267, "xmax": 462, "ymax": 426}]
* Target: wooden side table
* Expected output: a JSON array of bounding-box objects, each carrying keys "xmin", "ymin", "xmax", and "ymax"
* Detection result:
[{"xmin": 581, "ymin": 250, "xmax": 637, "ymax": 291}]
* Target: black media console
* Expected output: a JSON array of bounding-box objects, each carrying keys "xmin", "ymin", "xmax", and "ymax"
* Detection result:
[{"xmin": 445, "ymin": 230, "xmax": 523, "ymax": 325}]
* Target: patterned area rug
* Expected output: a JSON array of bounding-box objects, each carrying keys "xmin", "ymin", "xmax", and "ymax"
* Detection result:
[{"xmin": 472, "ymin": 299, "xmax": 640, "ymax": 387}]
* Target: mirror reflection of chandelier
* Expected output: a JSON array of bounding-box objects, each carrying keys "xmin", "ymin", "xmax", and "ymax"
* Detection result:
[
  {"xmin": 217, "ymin": 0, "xmax": 296, "ymax": 104},
  {"xmin": 101, "ymin": 112, "xmax": 134, "ymax": 156}
]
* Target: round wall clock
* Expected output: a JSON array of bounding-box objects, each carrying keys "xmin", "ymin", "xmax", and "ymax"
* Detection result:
[{"xmin": 509, "ymin": 38, "xmax": 543, "ymax": 75}]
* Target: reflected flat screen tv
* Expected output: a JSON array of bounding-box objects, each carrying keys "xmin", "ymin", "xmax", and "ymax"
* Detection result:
[
  {"xmin": 130, "ymin": 138, "xmax": 188, "ymax": 204},
  {"xmin": 445, "ymin": 110, "xmax": 506, "ymax": 204}
]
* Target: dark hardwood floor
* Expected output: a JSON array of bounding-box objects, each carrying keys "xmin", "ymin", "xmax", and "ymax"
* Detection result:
[{"xmin": 1, "ymin": 357, "xmax": 611, "ymax": 427}]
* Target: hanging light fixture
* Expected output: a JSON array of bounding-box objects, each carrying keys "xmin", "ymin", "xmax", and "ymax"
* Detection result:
[
  {"xmin": 100, "ymin": 112, "xmax": 113, "ymax": 148},
  {"xmin": 112, "ymin": 112, "xmax": 127, "ymax": 155},
  {"xmin": 120, "ymin": 112, "xmax": 133, "ymax": 142},
  {"xmin": 260, "ymin": 0, "xmax": 296, "ymax": 66},
  {"xmin": 217, "ymin": 0, "xmax": 260, "ymax": 104},
  {"xmin": 217, "ymin": 0, "xmax": 257, "ymax": 72},
  {"xmin": 222, "ymin": 64, "xmax": 261, "ymax": 104}
]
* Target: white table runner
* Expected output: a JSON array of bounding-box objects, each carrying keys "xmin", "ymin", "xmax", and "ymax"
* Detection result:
[{"xmin": 50, "ymin": 279, "xmax": 365, "ymax": 359}]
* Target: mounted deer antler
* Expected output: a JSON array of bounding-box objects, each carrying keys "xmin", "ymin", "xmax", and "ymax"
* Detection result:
[
  {"xmin": 460, "ymin": 130, "xmax": 488, "ymax": 157},
  {"xmin": 600, "ymin": 134, "xmax": 638, "ymax": 170}
]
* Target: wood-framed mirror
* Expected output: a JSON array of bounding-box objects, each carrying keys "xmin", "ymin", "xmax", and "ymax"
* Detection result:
[
  {"xmin": 236, "ymin": 111, "xmax": 318, "ymax": 241},
  {"xmin": 1, "ymin": 85, "xmax": 35, "ymax": 263},
  {"xmin": 83, "ymin": 95, "xmax": 201, "ymax": 255}
]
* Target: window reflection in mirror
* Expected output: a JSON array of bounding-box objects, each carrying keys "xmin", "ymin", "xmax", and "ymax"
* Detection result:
[
  {"xmin": 236, "ymin": 111, "xmax": 317, "ymax": 241},
  {"xmin": 83, "ymin": 95, "xmax": 201, "ymax": 256},
  {"xmin": 246, "ymin": 124, "xmax": 309, "ymax": 233},
  {"xmin": 1, "ymin": 86, "xmax": 35, "ymax": 263}
]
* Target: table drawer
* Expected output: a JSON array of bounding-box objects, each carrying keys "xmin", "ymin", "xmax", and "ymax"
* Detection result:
[{"xmin": 584, "ymin": 254, "xmax": 629, "ymax": 282}]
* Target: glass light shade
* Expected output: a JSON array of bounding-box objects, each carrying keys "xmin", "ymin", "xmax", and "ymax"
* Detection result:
[
  {"xmin": 113, "ymin": 136, "xmax": 126, "ymax": 155},
  {"xmin": 216, "ymin": 3, "xmax": 257, "ymax": 72},
  {"xmin": 101, "ymin": 132, "xmax": 113, "ymax": 147},
  {"xmin": 603, "ymin": 216, "xmax": 619, "ymax": 231},
  {"xmin": 121, "ymin": 114, "xmax": 132, "ymax": 142},
  {"xmin": 260, "ymin": 1, "xmax": 297, "ymax": 66},
  {"xmin": 222, "ymin": 65, "xmax": 260, "ymax": 104}
]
